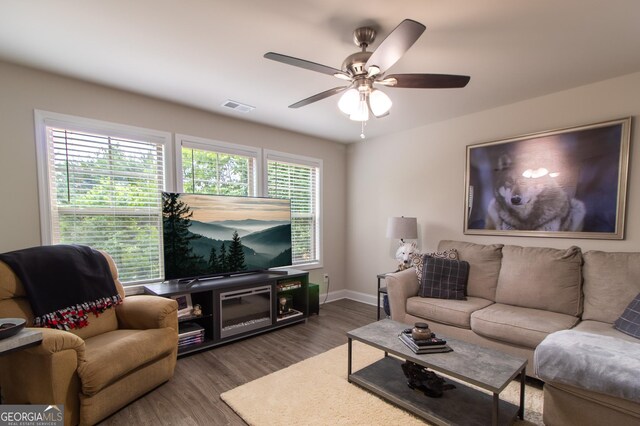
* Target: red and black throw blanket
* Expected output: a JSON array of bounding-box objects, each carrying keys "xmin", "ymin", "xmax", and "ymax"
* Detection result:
[{"xmin": 0, "ymin": 245, "xmax": 122, "ymax": 330}]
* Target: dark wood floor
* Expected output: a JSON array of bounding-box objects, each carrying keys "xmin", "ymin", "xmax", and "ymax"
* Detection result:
[{"xmin": 99, "ymin": 299, "xmax": 378, "ymax": 425}]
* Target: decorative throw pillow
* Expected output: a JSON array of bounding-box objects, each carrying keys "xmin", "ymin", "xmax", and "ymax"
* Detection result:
[
  {"xmin": 410, "ymin": 249, "xmax": 458, "ymax": 282},
  {"xmin": 418, "ymin": 256, "xmax": 469, "ymax": 300},
  {"xmin": 614, "ymin": 292, "xmax": 640, "ymax": 339}
]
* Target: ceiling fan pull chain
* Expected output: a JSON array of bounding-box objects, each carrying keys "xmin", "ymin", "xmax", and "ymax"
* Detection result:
[{"xmin": 360, "ymin": 121, "xmax": 366, "ymax": 139}]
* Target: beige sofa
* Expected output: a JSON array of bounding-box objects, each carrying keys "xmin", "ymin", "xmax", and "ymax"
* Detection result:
[
  {"xmin": 386, "ymin": 240, "xmax": 640, "ymax": 426},
  {"xmin": 0, "ymin": 251, "xmax": 179, "ymax": 426}
]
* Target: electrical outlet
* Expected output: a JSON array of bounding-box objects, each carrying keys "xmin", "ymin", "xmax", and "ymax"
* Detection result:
[{"xmin": 323, "ymin": 273, "xmax": 329, "ymax": 285}]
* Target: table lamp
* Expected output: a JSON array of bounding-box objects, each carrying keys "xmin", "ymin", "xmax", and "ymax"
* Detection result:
[{"xmin": 386, "ymin": 216, "xmax": 418, "ymax": 245}]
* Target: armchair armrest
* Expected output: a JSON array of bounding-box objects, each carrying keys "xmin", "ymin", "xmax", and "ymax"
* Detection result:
[
  {"xmin": 116, "ymin": 295, "xmax": 178, "ymax": 331},
  {"xmin": 24, "ymin": 327, "xmax": 85, "ymax": 358},
  {"xmin": 386, "ymin": 268, "xmax": 419, "ymax": 322}
]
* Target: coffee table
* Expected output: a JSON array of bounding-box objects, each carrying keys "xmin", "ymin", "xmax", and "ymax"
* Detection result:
[{"xmin": 347, "ymin": 319, "xmax": 527, "ymax": 426}]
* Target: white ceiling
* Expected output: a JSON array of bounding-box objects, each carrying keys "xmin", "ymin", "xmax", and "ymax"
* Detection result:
[{"xmin": 1, "ymin": 0, "xmax": 640, "ymax": 143}]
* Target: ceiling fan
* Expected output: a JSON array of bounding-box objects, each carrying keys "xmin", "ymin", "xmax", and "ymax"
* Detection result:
[{"xmin": 264, "ymin": 19, "xmax": 470, "ymax": 131}]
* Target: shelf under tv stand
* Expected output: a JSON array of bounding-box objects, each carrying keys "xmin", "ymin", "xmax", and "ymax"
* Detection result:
[{"xmin": 144, "ymin": 269, "xmax": 309, "ymax": 356}]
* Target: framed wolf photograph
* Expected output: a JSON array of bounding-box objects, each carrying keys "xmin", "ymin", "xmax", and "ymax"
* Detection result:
[{"xmin": 464, "ymin": 117, "xmax": 631, "ymax": 239}]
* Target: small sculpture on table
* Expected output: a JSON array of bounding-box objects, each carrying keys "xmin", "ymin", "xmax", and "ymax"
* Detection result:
[
  {"xmin": 278, "ymin": 296, "xmax": 290, "ymax": 316},
  {"xmin": 401, "ymin": 361, "xmax": 456, "ymax": 398},
  {"xmin": 395, "ymin": 242, "xmax": 418, "ymax": 272},
  {"xmin": 191, "ymin": 304, "xmax": 202, "ymax": 317}
]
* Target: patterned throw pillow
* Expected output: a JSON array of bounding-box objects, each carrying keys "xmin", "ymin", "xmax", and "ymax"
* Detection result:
[
  {"xmin": 418, "ymin": 256, "xmax": 470, "ymax": 300},
  {"xmin": 410, "ymin": 249, "xmax": 458, "ymax": 282},
  {"xmin": 614, "ymin": 293, "xmax": 640, "ymax": 339}
]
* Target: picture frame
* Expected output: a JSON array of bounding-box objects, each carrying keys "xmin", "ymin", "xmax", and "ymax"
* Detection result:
[
  {"xmin": 171, "ymin": 293, "xmax": 193, "ymax": 317},
  {"xmin": 464, "ymin": 117, "xmax": 631, "ymax": 239}
]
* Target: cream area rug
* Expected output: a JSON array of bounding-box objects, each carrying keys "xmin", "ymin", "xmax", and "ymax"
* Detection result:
[{"xmin": 221, "ymin": 341, "xmax": 543, "ymax": 425}]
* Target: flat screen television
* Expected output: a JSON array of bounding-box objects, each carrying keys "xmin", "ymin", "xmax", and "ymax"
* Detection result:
[{"xmin": 162, "ymin": 192, "xmax": 292, "ymax": 282}]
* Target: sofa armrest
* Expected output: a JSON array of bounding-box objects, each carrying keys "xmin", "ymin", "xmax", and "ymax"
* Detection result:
[
  {"xmin": 116, "ymin": 295, "xmax": 178, "ymax": 331},
  {"xmin": 386, "ymin": 268, "xmax": 419, "ymax": 322},
  {"xmin": 0, "ymin": 328, "xmax": 84, "ymax": 412}
]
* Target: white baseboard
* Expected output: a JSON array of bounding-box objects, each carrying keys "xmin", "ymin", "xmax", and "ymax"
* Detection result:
[{"xmin": 320, "ymin": 289, "xmax": 379, "ymax": 307}]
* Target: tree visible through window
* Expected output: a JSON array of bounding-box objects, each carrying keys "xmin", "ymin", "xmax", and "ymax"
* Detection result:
[
  {"xmin": 181, "ymin": 147, "xmax": 254, "ymax": 196},
  {"xmin": 37, "ymin": 117, "xmax": 322, "ymax": 287},
  {"xmin": 44, "ymin": 126, "xmax": 166, "ymax": 283}
]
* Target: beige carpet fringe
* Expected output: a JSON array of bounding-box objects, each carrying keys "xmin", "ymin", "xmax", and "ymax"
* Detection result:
[{"xmin": 221, "ymin": 341, "xmax": 543, "ymax": 425}]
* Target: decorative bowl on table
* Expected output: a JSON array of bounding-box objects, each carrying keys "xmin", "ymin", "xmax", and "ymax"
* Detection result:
[{"xmin": 0, "ymin": 318, "xmax": 26, "ymax": 340}]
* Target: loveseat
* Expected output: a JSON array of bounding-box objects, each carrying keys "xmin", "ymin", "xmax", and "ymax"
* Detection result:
[
  {"xmin": 0, "ymin": 250, "xmax": 179, "ymax": 426},
  {"xmin": 386, "ymin": 240, "xmax": 640, "ymax": 425}
]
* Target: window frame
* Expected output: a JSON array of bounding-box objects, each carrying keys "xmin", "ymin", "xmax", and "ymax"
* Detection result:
[
  {"xmin": 34, "ymin": 110, "xmax": 173, "ymax": 285},
  {"xmin": 263, "ymin": 149, "xmax": 323, "ymax": 270}
]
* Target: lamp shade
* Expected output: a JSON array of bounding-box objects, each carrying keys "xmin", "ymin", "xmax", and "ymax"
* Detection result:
[
  {"xmin": 338, "ymin": 88, "xmax": 359, "ymax": 115},
  {"xmin": 369, "ymin": 89, "xmax": 392, "ymax": 117},
  {"xmin": 386, "ymin": 216, "xmax": 418, "ymax": 240}
]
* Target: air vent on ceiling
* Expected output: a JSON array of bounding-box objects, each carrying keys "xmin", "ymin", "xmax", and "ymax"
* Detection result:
[{"xmin": 221, "ymin": 100, "xmax": 255, "ymax": 113}]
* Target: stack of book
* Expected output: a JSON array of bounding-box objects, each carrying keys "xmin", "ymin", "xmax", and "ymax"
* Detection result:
[
  {"xmin": 277, "ymin": 281, "xmax": 302, "ymax": 291},
  {"xmin": 178, "ymin": 322, "xmax": 205, "ymax": 348},
  {"xmin": 399, "ymin": 331, "xmax": 453, "ymax": 354}
]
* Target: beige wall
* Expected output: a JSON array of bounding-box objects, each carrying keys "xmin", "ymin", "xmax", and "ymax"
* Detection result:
[
  {"xmin": 0, "ymin": 61, "xmax": 346, "ymax": 292},
  {"xmin": 346, "ymin": 72, "xmax": 640, "ymax": 296},
  {"xmin": 3, "ymin": 58, "xmax": 639, "ymax": 301}
]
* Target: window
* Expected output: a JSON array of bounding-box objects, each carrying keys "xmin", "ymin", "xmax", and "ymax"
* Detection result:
[
  {"xmin": 176, "ymin": 134, "xmax": 259, "ymax": 195},
  {"xmin": 35, "ymin": 111, "xmax": 171, "ymax": 285},
  {"xmin": 35, "ymin": 113, "xmax": 322, "ymax": 285},
  {"xmin": 265, "ymin": 150, "xmax": 321, "ymax": 266}
]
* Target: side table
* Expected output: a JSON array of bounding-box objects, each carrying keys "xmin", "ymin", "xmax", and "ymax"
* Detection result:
[
  {"xmin": 377, "ymin": 273, "xmax": 392, "ymax": 321},
  {"xmin": 0, "ymin": 329, "xmax": 43, "ymax": 403},
  {"xmin": 0, "ymin": 328, "xmax": 42, "ymax": 356}
]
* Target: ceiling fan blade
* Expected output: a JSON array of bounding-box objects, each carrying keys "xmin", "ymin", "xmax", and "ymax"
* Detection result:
[
  {"xmin": 382, "ymin": 73, "xmax": 470, "ymax": 88},
  {"xmin": 365, "ymin": 19, "xmax": 426, "ymax": 74},
  {"xmin": 289, "ymin": 86, "xmax": 349, "ymax": 109},
  {"xmin": 265, "ymin": 52, "xmax": 350, "ymax": 79}
]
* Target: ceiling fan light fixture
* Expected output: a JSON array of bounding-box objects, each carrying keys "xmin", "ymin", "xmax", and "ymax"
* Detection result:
[
  {"xmin": 338, "ymin": 88, "xmax": 360, "ymax": 114},
  {"xmin": 369, "ymin": 89, "xmax": 392, "ymax": 117},
  {"xmin": 349, "ymin": 94, "xmax": 370, "ymax": 121}
]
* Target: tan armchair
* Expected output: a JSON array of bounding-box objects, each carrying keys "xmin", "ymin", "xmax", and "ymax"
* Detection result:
[{"xmin": 0, "ymin": 251, "xmax": 178, "ymax": 426}]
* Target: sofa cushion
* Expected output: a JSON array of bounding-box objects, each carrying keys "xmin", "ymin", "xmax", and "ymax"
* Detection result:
[
  {"xmin": 438, "ymin": 240, "xmax": 503, "ymax": 301},
  {"xmin": 573, "ymin": 320, "xmax": 640, "ymax": 344},
  {"xmin": 406, "ymin": 296, "xmax": 493, "ymax": 328},
  {"xmin": 418, "ymin": 256, "xmax": 469, "ymax": 300},
  {"xmin": 410, "ymin": 249, "xmax": 458, "ymax": 282},
  {"xmin": 78, "ymin": 328, "xmax": 177, "ymax": 396},
  {"xmin": 534, "ymin": 330, "xmax": 640, "ymax": 403},
  {"xmin": 582, "ymin": 251, "xmax": 640, "ymax": 323},
  {"xmin": 614, "ymin": 293, "xmax": 640, "ymax": 339},
  {"xmin": 471, "ymin": 303, "xmax": 579, "ymax": 348},
  {"xmin": 495, "ymin": 245, "xmax": 583, "ymax": 316}
]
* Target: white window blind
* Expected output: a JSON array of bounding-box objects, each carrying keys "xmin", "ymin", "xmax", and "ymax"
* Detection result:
[
  {"xmin": 39, "ymin": 119, "xmax": 167, "ymax": 284},
  {"xmin": 266, "ymin": 155, "xmax": 320, "ymax": 266}
]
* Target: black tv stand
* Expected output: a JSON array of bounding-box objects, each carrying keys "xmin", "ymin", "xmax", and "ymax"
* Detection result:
[
  {"xmin": 145, "ymin": 269, "xmax": 309, "ymax": 356},
  {"xmin": 175, "ymin": 269, "xmax": 290, "ymax": 287}
]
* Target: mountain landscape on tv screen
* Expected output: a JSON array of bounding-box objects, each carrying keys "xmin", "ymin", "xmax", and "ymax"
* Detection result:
[{"xmin": 162, "ymin": 192, "xmax": 292, "ymax": 280}]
